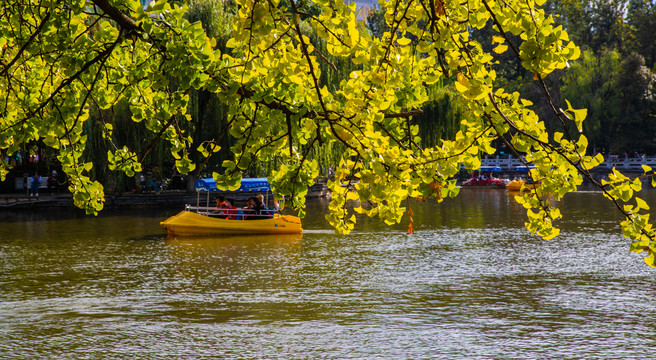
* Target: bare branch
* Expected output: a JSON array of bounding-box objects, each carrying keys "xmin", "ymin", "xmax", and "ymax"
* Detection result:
[
  {"xmin": 91, "ymin": 0, "xmax": 140, "ymax": 33},
  {"xmin": 384, "ymin": 109, "xmax": 423, "ymax": 118}
]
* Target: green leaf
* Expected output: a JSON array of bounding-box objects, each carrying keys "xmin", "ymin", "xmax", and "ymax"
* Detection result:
[
  {"xmin": 645, "ymin": 254, "xmax": 655, "ymax": 267},
  {"xmin": 397, "ymin": 37, "xmax": 411, "ymax": 46},
  {"xmin": 566, "ymin": 99, "xmax": 587, "ymax": 132},
  {"xmin": 636, "ymin": 197, "xmax": 650, "ymax": 211}
]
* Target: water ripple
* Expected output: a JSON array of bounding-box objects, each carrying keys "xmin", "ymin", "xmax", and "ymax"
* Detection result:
[{"xmin": 1, "ymin": 196, "xmax": 656, "ymax": 359}]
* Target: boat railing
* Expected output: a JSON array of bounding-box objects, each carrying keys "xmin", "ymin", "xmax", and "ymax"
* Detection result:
[{"xmin": 185, "ymin": 205, "xmax": 278, "ymax": 219}]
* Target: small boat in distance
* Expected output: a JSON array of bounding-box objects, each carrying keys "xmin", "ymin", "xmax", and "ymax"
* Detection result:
[
  {"xmin": 160, "ymin": 178, "xmax": 302, "ymax": 236},
  {"xmin": 462, "ymin": 166, "xmax": 508, "ymax": 188},
  {"xmin": 506, "ymin": 166, "xmax": 538, "ymax": 192},
  {"xmin": 505, "ymin": 180, "xmax": 539, "ymax": 192}
]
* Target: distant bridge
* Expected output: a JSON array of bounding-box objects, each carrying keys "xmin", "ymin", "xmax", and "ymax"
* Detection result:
[{"xmin": 478, "ymin": 155, "xmax": 656, "ymax": 172}]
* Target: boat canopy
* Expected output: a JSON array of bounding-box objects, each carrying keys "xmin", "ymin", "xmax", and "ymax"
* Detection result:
[
  {"xmin": 194, "ymin": 177, "xmax": 271, "ymax": 192},
  {"xmin": 514, "ymin": 166, "xmax": 536, "ymax": 172},
  {"xmin": 479, "ymin": 166, "xmax": 502, "ymax": 172}
]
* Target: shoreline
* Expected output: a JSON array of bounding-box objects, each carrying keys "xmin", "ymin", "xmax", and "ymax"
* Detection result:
[{"xmin": 0, "ymin": 183, "xmax": 331, "ymax": 210}]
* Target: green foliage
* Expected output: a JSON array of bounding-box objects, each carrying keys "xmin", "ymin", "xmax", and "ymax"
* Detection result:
[
  {"xmin": 626, "ymin": 0, "xmax": 656, "ymax": 69},
  {"xmin": 561, "ymin": 49, "xmax": 656, "ymax": 154},
  {"xmin": 416, "ymin": 83, "xmax": 463, "ymax": 147},
  {"xmin": 523, "ymin": 1, "xmax": 656, "ymax": 157},
  {"xmin": 366, "ymin": 7, "xmax": 390, "ymax": 39},
  {"xmin": 186, "ymin": 0, "xmax": 233, "ymax": 43},
  {"xmin": 1, "ymin": 0, "xmax": 656, "ymax": 266}
]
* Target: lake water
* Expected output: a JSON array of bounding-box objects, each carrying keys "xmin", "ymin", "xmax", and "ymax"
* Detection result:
[{"xmin": 1, "ymin": 189, "xmax": 655, "ymax": 359}]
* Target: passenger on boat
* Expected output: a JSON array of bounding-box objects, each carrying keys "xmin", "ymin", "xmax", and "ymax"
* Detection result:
[
  {"xmin": 256, "ymin": 193, "xmax": 266, "ymax": 207},
  {"xmin": 213, "ymin": 196, "xmax": 227, "ymax": 217},
  {"xmin": 216, "ymin": 196, "xmax": 225, "ymax": 209},
  {"xmin": 220, "ymin": 198, "xmax": 238, "ymax": 220},
  {"xmin": 243, "ymin": 197, "xmax": 266, "ymax": 220},
  {"xmin": 242, "ymin": 197, "xmax": 256, "ymax": 220},
  {"xmin": 256, "ymin": 194, "xmax": 272, "ymax": 218}
]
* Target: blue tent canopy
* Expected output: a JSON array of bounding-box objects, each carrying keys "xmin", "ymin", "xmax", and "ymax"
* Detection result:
[
  {"xmin": 194, "ymin": 177, "xmax": 271, "ymax": 192},
  {"xmin": 479, "ymin": 166, "xmax": 502, "ymax": 172},
  {"xmin": 514, "ymin": 166, "xmax": 536, "ymax": 172}
]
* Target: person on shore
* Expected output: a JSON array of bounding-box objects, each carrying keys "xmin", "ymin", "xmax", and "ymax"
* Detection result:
[
  {"xmin": 47, "ymin": 170, "xmax": 58, "ymax": 194},
  {"xmin": 30, "ymin": 172, "xmax": 40, "ymax": 197}
]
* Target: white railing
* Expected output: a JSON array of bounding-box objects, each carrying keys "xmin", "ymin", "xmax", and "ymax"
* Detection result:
[
  {"xmin": 186, "ymin": 205, "xmax": 276, "ymax": 219},
  {"xmin": 476, "ymin": 155, "xmax": 656, "ymax": 171},
  {"xmin": 602, "ymin": 155, "xmax": 656, "ymax": 171},
  {"xmin": 478, "ymin": 156, "xmax": 524, "ymax": 169}
]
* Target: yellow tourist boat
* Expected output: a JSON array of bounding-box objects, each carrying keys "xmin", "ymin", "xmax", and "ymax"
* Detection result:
[
  {"xmin": 160, "ymin": 178, "xmax": 302, "ymax": 236},
  {"xmin": 161, "ymin": 210, "xmax": 302, "ymax": 236}
]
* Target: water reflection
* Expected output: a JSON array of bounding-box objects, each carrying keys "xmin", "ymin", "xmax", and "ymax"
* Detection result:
[
  {"xmin": 1, "ymin": 192, "xmax": 655, "ymax": 359},
  {"xmin": 164, "ymin": 233, "xmax": 303, "ymax": 249},
  {"xmin": 163, "ymin": 234, "xmax": 303, "ymax": 293}
]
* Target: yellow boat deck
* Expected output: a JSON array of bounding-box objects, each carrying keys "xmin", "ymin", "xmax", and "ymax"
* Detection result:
[{"xmin": 160, "ymin": 210, "xmax": 302, "ymax": 236}]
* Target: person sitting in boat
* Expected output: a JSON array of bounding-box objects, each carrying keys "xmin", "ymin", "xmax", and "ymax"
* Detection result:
[
  {"xmin": 256, "ymin": 193, "xmax": 266, "ymax": 207},
  {"xmin": 220, "ymin": 198, "xmax": 238, "ymax": 220},
  {"xmin": 213, "ymin": 196, "xmax": 227, "ymax": 217},
  {"xmin": 242, "ymin": 197, "xmax": 257, "ymax": 220},
  {"xmin": 243, "ymin": 197, "xmax": 265, "ymax": 220},
  {"xmin": 216, "ymin": 196, "xmax": 225, "ymax": 209},
  {"xmin": 256, "ymin": 194, "xmax": 272, "ymax": 218}
]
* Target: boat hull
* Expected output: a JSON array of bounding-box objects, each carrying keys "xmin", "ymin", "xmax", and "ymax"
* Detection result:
[
  {"xmin": 506, "ymin": 180, "xmax": 538, "ymax": 192},
  {"xmin": 462, "ymin": 185, "xmax": 507, "ymax": 189},
  {"xmin": 462, "ymin": 178, "xmax": 507, "ymax": 188},
  {"xmin": 160, "ymin": 211, "xmax": 303, "ymax": 236}
]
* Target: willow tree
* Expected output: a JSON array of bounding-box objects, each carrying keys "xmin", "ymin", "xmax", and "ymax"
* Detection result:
[{"xmin": 2, "ymin": 0, "xmax": 656, "ymax": 266}]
